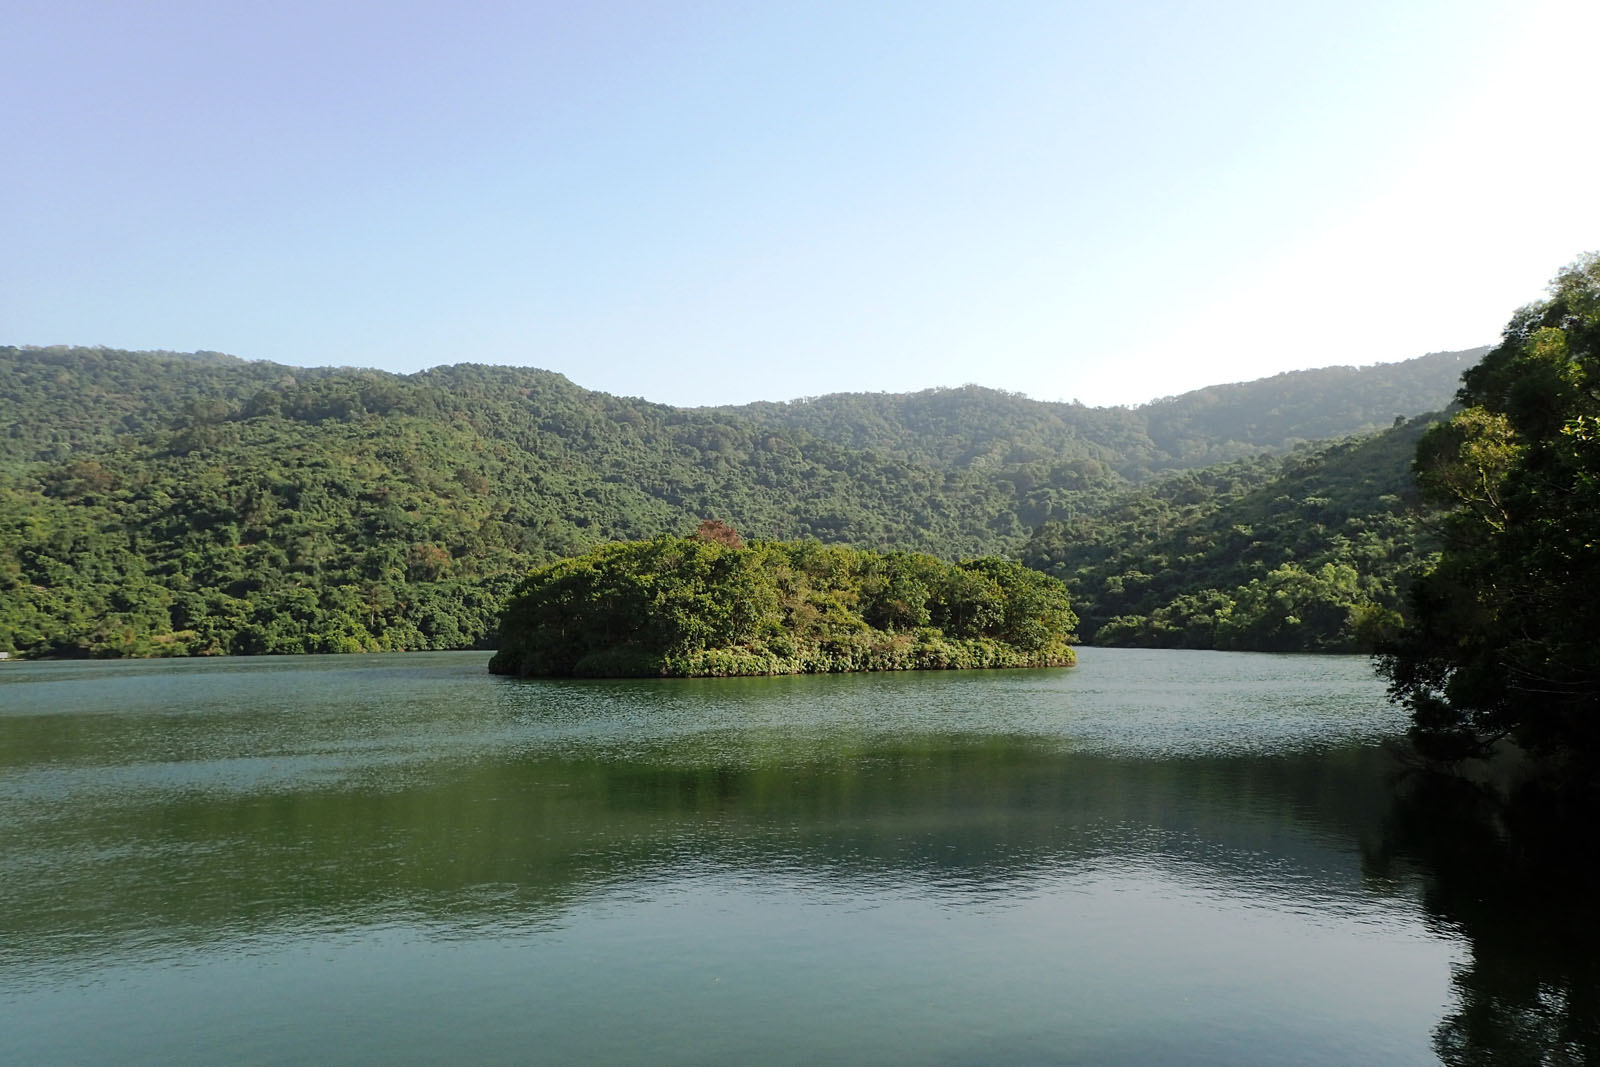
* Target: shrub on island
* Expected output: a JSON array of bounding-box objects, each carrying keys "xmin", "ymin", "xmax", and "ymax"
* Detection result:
[{"xmin": 487, "ymin": 533, "xmax": 1076, "ymax": 678}]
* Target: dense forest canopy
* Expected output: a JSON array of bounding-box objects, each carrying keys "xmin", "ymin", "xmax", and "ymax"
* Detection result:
[
  {"xmin": 488, "ymin": 531, "xmax": 1077, "ymax": 678},
  {"xmin": 1024, "ymin": 416, "xmax": 1438, "ymax": 652},
  {"xmin": 1382, "ymin": 254, "xmax": 1600, "ymax": 763},
  {"xmin": 0, "ymin": 343, "xmax": 1473, "ymax": 658}
]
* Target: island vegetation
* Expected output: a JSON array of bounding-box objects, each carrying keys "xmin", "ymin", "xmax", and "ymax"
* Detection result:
[{"xmin": 488, "ymin": 523, "xmax": 1077, "ymax": 677}]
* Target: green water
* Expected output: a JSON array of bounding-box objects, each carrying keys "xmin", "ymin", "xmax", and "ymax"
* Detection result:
[{"xmin": 1, "ymin": 649, "xmax": 1588, "ymax": 1064}]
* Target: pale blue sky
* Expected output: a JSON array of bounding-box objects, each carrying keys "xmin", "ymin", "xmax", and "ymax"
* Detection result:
[{"xmin": 6, "ymin": 0, "xmax": 1597, "ymax": 406}]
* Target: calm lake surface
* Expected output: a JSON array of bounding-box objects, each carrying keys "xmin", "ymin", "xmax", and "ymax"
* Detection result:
[{"xmin": 2, "ymin": 648, "xmax": 1591, "ymax": 1064}]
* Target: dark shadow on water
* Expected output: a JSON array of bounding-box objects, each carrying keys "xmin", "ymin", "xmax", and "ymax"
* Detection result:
[{"xmin": 1369, "ymin": 764, "xmax": 1600, "ymax": 1064}]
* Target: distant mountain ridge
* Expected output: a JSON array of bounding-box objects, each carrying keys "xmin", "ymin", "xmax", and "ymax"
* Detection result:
[
  {"xmin": 2, "ymin": 344, "xmax": 1481, "ymax": 474},
  {"xmin": 709, "ymin": 348, "xmax": 1481, "ymax": 476}
]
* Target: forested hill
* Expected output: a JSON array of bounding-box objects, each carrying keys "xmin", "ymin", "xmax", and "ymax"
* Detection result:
[
  {"xmin": 709, "ymin": 348, "xmax": 1481, "ymax": 476},
  {"xmin": 2, "ymin": 346, "xmax": 1479, "ymax": 475},
  {"xmin": 1023, "ymin": 415, "xmax": 1439, "ymax": 651},
  {"xmin": 0, "ymin": 347, "xmax": 341, "ymax": 467},
  {"xmin": 0, "ymin": 343, "xmax": 1472, "ymax": 657}
]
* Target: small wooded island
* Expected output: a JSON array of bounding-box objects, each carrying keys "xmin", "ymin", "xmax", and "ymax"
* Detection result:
[{"xmin": 488, "ymin": 523, "xmax": 1077, "ymax": 677}]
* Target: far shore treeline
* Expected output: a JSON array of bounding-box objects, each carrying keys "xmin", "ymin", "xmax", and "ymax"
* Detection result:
[
  {"xmin": 0, "ymin": 343, "xmax": 1473, "ymax": 660},
  {"xmin": 488, "ymin": 523, "xmax": 1077, "ymax": 678}
]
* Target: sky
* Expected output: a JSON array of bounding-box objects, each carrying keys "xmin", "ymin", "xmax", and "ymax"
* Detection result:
[{"xmin": 6, "ymin": 0, "xmax": 1598, "ymax": 408}]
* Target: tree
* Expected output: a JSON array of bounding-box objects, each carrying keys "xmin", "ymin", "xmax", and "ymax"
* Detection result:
[
  {"xmin": 1217, "ymin": 562, "xmax": 1364, "ymax": 652},
  {"xmin": 1382, "ymin": 254, "xmax": 1600, "ymax": 763},
  {"xmin": 691, "ymin": 518, "xmax": 744, "ymax": 548}
]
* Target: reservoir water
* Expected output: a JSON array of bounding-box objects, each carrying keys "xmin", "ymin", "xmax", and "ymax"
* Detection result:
[{"xmin": 2, "ymin": 648, "xmax": 1592, "ymax": 1064}]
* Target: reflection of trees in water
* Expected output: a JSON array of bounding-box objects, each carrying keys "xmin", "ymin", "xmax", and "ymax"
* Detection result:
[
  {"xmin": 5, "ymin": 741, "xmax": 1396, "ymax": 970},
  {"xmin": 1370, "ymin": 771, "xmax": 1600, "ymax": 1065},
  {"xmin": 34, "ymin": 725, "xmax": 1600, "ymax": 1067}
]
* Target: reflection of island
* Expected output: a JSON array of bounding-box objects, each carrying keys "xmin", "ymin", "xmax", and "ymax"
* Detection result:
[
  {"xmin": 488, "ymin": 533, "xmax": 1076, "ymax": 677},
  {"xmin": 4, "ymin": 734, "xmax": 1400, "ymax": 975},
  {"xmin": 1367, "ymin": 772, "xmax": 1600, "ymax": 1064}
]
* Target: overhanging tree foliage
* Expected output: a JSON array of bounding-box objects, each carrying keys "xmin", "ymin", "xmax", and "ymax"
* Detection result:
[{"xmin": 1382, "ymin": 253, "xmax": 1600, "ymax": 762}]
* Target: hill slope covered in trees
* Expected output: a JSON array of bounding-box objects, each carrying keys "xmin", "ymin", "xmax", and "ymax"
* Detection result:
[
  {"xmin": 0, "ymin": 344, "xmax": 1474, "ymax": 657},
  {"xmin": 711, "ymin": 349, "xmax": 1478, "ymax": 476},
  {"xmin": 1022, "ymin": 416, "xmax": 1439, "ymax": 651}
]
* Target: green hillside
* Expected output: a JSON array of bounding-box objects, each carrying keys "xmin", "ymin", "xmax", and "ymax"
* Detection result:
[
  {"xmin": 712, "ymin": 348, "xmax": 1479, "ymax": 476},
  {"xmin": 1023, "ymin": 416, "xmax": 1439, "ymax": 651},
  {"xmin": 0, "ymin": 344, "xmax": 1472, "ymax": 657}
]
